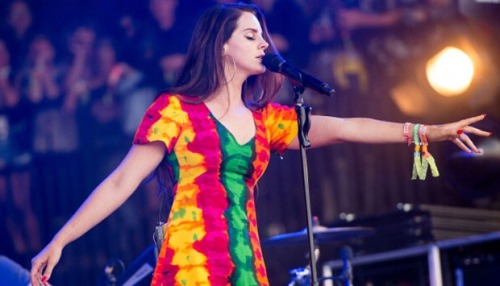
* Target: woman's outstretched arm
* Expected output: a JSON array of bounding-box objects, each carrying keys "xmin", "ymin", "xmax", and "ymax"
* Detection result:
[
  {"xmin": 30, "ymin": 141, "xmax": 166, "ymax": 285},
  {"xmin": 288, "ymin": 114, "xmax": 491, "ymax": 152}
]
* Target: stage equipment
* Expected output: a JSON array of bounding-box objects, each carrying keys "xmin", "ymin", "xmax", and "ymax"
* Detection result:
[
  {"xmin": 263, "ymin": 225, "xmax": 374, "ymax": 247},
  {"xmin": 263, "ymin": 54, "xmax": 335, "ymax": 285},
  {"xmin": 326, "ymin": 204, "xmax": 500, "ymax": 255},
  {"xmin": 322, "ymin": 231, "xmax": 500, "ymax": 286},
  {"xmin": 263, "ymin": 53, "xmax": 335, "ymax": 96},
  {"xmin": 114, "ymin": 244, "xmax": 156, "ymax": 286},
  {"xmin": 269, "ymin": 204, "xmax": 500, "ymax": 285},
  {"xmin": 264, "ymin": 218, "xmax": 373, "ymax": 286}
]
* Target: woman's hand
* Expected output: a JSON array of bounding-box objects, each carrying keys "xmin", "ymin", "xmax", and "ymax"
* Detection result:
[
  {"xmin": 30, "ymin": 241, "xmax": 63, "ymax": 286},
  {"xmin": 427, "ymin": 114, "xmax": 492, "ymax": 153}
]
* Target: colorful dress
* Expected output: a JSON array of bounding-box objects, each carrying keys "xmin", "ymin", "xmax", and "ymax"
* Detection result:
[{"xmin": 133, "ymin": 94, "xmax": 298, "ymax": 285}]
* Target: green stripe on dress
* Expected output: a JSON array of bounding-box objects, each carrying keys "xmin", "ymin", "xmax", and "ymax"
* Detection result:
[{"xmin": 214, "ymin": 119, "xmax": 258, "ymax": 285}]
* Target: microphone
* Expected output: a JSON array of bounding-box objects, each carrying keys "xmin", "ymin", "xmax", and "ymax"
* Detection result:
[
  {"xmin": 263, "ymin": 53, "xmax": 335, "ymax": 96},
  {"xmin": 340, "ymin": 246, "xmax": 353, "ymax": 286}
]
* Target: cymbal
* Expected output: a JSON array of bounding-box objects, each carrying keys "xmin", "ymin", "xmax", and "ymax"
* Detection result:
[{"xmin": 263, "ymin": 225, "xmax": 374, "ymax": 247}]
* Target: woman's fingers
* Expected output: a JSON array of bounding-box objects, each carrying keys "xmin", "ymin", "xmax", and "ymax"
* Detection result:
[
  {"xmin": 433, "ymin": 115, "xmax": 491, "ymax": 142},
  {"xmin": 30, "ymin": 249, "xmax": 60, "ymax": 285},
  {"xmin": 449, "ymin": 114, "xmax": 491, "ymax": 153},
  {"xmin": 30, "ymin": 259, "xmax": 46, "ymax": 286},
  {"xmin": 458, "ymin": 114, "xmax": 486, "ymax": 127},
  {"xmin": 463, "ymin": 126, "xmax": 492, "ymax": 137},
  {"xmin": 40, "ymin": 261, "xmax": 53, "ymax": 285},
  {"xmin": 453, "ymin": 133, "xmax": 480, "ymax": 153},
  {"xmin": 452, "ymin": 137, "xmax": 470, "ymax": 153}
]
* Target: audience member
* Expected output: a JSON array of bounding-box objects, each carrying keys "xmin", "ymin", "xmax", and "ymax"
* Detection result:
[
  {"xmin": 16, "ymin": 34, "xmax": 82, "ymax": 246},
  {"xmin": 0, "ymin": 37, "xmax": 40, "ymax": 265},
  {"xmin": 140, "ymin": 0, "xmax": 197, "ymax": 89},
  {"xmin": 17, "ymin": 34, "xmax": 71, "ymax": 154},
  {"xmin": 61, "ymin": 23, "xmax": 97, "ymax": 113},
  {"xmin": 0, "ymin": 0, "xmax": 37, "ymax": 74},
  {"xmin": 77, "ymin": 36, "xmax": 129, "ymax": 189},
  {"xmin": 0, "ymin": 255, "xmax": 30, "ymax": 286},
  {"xmin": 0, "ymin": 255, "xmax": 53, "ymax": 285}
]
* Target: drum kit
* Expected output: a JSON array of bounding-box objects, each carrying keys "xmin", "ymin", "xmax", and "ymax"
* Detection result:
[{"xmin": 263, "ymin": 219, "xmax": 374, "ymax": 286}]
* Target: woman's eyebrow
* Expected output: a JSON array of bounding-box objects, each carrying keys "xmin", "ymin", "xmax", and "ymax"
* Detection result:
[{"xmin": 242, "ymin": 27, "xmax": 261, "ymax": 34}]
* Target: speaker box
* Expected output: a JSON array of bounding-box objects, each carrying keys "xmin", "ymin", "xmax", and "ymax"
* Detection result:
[{"xmin": 116, "ymin": 244, "xmax": 156, "ymax": 286}]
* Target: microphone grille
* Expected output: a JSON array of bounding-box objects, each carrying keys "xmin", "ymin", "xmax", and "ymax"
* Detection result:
[{"xmin": 262, "ymin": 53, "xmax": 285, "ymax": 72}]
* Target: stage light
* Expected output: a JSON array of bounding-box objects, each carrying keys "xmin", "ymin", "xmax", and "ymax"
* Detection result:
[{"xmin": 425, "ymin": 46, "xmax": 475, "ymax": 97}]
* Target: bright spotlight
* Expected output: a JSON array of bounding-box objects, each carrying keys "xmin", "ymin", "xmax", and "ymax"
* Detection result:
[{"xmin": 425, "ymin": 46, "xmax": 475, "ymax": 97}]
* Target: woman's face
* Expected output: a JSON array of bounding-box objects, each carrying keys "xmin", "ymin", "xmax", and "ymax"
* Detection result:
[
  {"xmin": 8, "ymin": 1, "xmax": 32, "ymax": 33},
  {"xmin": 223, "ymin": 11, "xmax": 269, "ymax": 78},
  {"xmin": 149, "ymin": 0, "xmax": 177, "ymax": 21},
  {"xmin": 31, "ymin": 37, "xmax": 55, "ymax": 63},
  {"xmin": 69, "ymin": 27, "xmax": 96, "ymax": 55}
]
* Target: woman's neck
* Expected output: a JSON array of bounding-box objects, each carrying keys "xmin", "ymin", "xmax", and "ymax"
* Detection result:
[{"xmin": 208, "ymin": 87, "xmax": 241, "ymax": 105}]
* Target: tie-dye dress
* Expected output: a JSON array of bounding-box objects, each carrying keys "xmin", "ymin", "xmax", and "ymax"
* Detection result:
[{"xmin": 133, "ymin": 93, "xmax": 298, "ymax": 286}]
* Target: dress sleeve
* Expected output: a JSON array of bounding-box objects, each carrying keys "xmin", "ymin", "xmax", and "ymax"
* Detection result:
[
  {"xmin": 262, "ymin": 102, "xmax": 298, "ymax": 154},
  {"xmin": 133, "ymin": 94, "xmax": 182, "ymax": 153}
]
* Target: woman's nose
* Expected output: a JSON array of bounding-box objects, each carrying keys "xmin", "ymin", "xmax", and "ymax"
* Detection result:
[{"xmin": 260, "ymin": 40, "xmax": 269, "ymax": 50}]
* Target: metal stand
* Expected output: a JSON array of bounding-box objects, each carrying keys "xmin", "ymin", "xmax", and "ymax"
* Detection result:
[
  {"xmin": 293, "ymin": 85, "xmax": 319, "ymax": 286},
  {"xmin": 288, "ymin": 244, "xmax": 355, "ymax": 286},
  {"xmin": 340, "ymin": 246, "xmax": 353, "ymax": 286}
]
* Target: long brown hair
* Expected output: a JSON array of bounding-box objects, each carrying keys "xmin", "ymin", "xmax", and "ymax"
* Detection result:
[{"xmin": 168, "ymin": 2, "xmax": 283, "ymax": 110}]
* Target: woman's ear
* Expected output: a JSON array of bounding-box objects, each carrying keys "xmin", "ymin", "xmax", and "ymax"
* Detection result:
[{"xmin": 223, "ymin": 44, "xmax": 228, "ymax": 55}]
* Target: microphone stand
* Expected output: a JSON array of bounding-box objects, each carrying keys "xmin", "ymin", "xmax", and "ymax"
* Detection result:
[
  {"xmin": 340, "ymin": 246, "xmax": 354, "ymax": 286},
  {"xmin": 292, "ymin": 84, "xmax": 319, "ymax": 286}
]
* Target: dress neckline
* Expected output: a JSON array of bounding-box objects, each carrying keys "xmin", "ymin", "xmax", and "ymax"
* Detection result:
[{"xmin": 202, "ymin": 102, "xmax": 257, "ymax": 146}]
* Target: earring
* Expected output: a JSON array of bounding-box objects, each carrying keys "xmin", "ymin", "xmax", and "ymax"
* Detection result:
[{"xmin": 223, "ymin": 54, "xmax": 236, "ymax": 85}]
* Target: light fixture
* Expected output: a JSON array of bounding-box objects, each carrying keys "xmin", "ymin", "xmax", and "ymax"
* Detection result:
[{"xmin": 425, "ymin": 46, "xmax": 475, "ymax": 97}]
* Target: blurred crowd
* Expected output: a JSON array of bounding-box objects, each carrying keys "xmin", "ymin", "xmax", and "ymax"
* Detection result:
[{"xmin": 0, "ymin": 0, "xmax": 476, "ymax": 282}]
